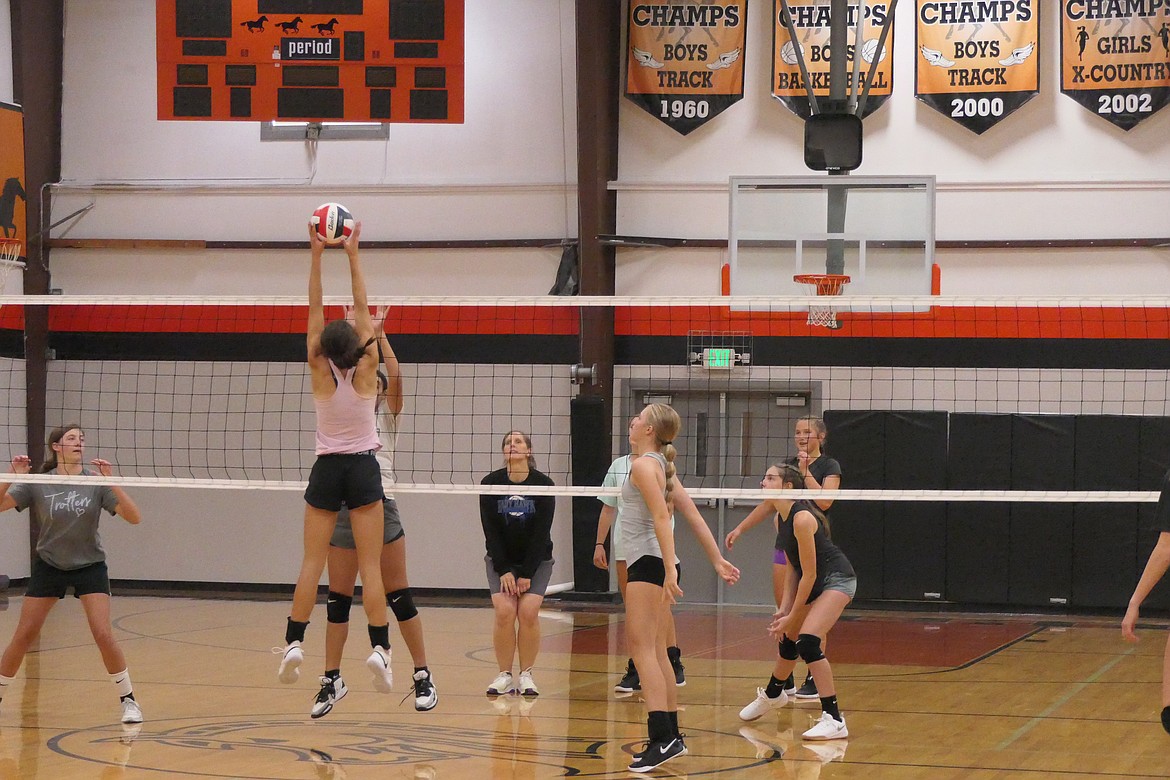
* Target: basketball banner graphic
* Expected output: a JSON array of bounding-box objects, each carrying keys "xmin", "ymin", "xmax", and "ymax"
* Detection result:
[
  {"xmin": 624, "ymin": 2, "xmax": 749, "ymax": 135},
  {"xmin": 772, "ymin": 1, "xmax": 894, "ymax": 120},
  {"xmin": 1061, "ymin": 2, "xmax": 1170, "ymax": 130},
  {"xmin": 915, "ymin": 1, "xmax": 1039, "ymax": 134}
]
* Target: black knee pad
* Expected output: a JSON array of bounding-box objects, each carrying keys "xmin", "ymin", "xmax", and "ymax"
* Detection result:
[
  {"xmin": 795, "ymin": 633, "xmax": 825, "ymax": 664},
  {"xmin": 326, "ymin": 591, "xmax": 353, "ymax": 624},
  {"xmin": 387, "ymin": 588, "xmax": 418, "ymax": 622},
  {"xmin": 778, "ymin": 636, "xmax": 799, "ymax": 661}
]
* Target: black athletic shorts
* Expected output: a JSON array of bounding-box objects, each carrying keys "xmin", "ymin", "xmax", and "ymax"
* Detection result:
[
  {"xmin": 26, "ymin": 556, "xmax": 111, "ymax": 599},
  {"xmin": 304, "ymin": 451, "xmax": 383, "ymax": 512},
  {"xmin": 626, "ymin": 555, "xmax": 682, "ymax": 587}
]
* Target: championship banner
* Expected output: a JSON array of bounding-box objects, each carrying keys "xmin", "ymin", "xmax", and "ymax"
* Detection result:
[
  {"xmin": 772, "ymin": 1, "xmax": 894, "ymax": 120},
  {"xmin": 1061, "ymin": 1, "xmax": 1170, "ymax": 131},
  {"xmin": 625, "ymin": 2, "xmax": 749, "ymax": 135},
  {"xmin": 0, "ymin": 102, "xmax": 26, "ymax": 262},
  {"xmin": 915, "ymin": 1, "xmax": 1039, "ymax": 134}
]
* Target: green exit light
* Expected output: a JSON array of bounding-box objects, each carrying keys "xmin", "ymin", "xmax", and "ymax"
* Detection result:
[{"xmin": 703, "ymin": 348, "xmax": 735, "ymax": 369}]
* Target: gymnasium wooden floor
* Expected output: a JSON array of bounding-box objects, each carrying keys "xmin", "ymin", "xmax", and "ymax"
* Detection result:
[{"xmin": 0, "ymin": 594, "xmax": 1166, "ymax": 779}]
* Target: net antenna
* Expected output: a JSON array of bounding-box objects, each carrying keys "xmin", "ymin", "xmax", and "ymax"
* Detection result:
[{"xmin": 794, "ymin": 273, "xmax": 849, "ymax": 330}]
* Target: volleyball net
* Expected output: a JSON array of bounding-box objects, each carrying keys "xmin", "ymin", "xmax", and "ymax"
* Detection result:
[{"xmin": 0, "ymin": 293, "xmax": 1168, "ymax": 504}]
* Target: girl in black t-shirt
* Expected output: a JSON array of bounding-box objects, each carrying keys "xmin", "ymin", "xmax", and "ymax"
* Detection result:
[
  {"xmin": 733, "ymin": 464, "xmax": 855, "ymax": 741},
  {"xmin": 1122, "ymin": 469, "xmax": 1170, "ymax": 734},
  {"xmin": 479, "ymin": 430, "xmax": 555, "ymax": 698}
]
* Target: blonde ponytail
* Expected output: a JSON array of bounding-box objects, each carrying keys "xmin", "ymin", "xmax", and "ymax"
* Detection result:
[{"xmin": 643, "ymin": 403, "xmax": 681, "ymax": 502}]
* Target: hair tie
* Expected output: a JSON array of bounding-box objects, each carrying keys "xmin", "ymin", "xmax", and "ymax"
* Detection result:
[{"xmin": 660, "ymin": 440, "xmax": 673, "ymax": 446}]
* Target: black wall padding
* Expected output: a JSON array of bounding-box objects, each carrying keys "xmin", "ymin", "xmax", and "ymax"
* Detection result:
[
  {"xmin": 884, "ymin": 502, "xmax": 947, "ymax": 599},
  {"xmin": 823, "ymin": 411, "xmax": 885, "ymax": 488},
  {"xmin": 948, "ymin": 414, "xmax": 1012, "ymax": 489},
  {"xmin": 1009, "ymin": 415, "xmax": 1075, "ymax": 605},
  {"xmin": 946, "ymin": 414, "xmax": 1011, "ymax": 602},
  {"xmin": 882, "ymin": 412, "xmax": 948, "ymax": 599},
  {"xmin": 1073, "ymin": 503, "xmax": 1138, "ymax": 607},
  {"xmin": 1073, "ymin": 416, "xmax": 1140, "ymax": 608},
  {"xmin": 822, "ymin": 411, "xmax": 887, "ymax": 598},
  {"xmin": 569, "ymin": 395, "xmax": 611, "ymax": 592},
  {"xmin": 828, "ymin": 502, "xmax": 884, "ymax": 600},
  {"xmin": 946, "ymin": 503, "xmax": 1010, "ymax": 603}
]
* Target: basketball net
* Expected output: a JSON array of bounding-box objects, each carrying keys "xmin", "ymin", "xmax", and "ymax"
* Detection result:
[
  {"xmin": 0, "ymin": 241, "xmax": 25, "ymax": 303},
  {"xmin": 794, "ymin": 273, "xmax": 849, "ymax": 330}
]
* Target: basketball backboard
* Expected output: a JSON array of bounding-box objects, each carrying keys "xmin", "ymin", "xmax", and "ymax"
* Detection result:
[{"xmin": 728, "ymin": 176, "xmax": 935, "ymax": 300}]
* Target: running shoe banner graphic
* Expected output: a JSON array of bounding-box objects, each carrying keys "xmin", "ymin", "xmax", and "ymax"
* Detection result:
[
  {"xmin": 915, "ymin": 0, "xmax": 1040, "ymax": 134},
  {"xmin": 1060, "ymin": 1, "xmax": 1170, "ymax": 130}
]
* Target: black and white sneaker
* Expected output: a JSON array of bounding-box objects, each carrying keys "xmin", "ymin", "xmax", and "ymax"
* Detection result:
[
  {"xmin": 628, "ymin": 737, "xmax": 687, "ymax": 772},
  {"xmin": 310, "ymin": 675, "xmax": 347, "ymax": 719},
  {"xmin": 794, "ymin": 673, "xmax": 819, "ymax": 700},
  {"xmin": 615, "ymin": 659, "xmax": 640, "ymax": 693},
  {"xmin": 412, "ymin": 669, "xmax": 438, "ymax": 711}
]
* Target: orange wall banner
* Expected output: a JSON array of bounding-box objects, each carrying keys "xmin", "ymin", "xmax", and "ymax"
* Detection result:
[
  {"xmin": 772, "ymin": 1, "xmax": 894, "ymax": 119},
  {"xmin": 1060, "ymin": 2, "xmax": 1170, "ymax": 130},
  {"xmin": 915, "ymin": 1, "xmax": 1039, "ymax": 134},
  {"xmin": 0, "ymin": 102, "xmax": 26, "ymax": 262},
  {"xmin": 625, "ymin": 2, "xmax": 749, "ymax": 135}
]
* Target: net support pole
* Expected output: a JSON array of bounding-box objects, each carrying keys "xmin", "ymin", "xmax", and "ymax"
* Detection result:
[{"xmin": 570, "ymin": 1, "xmax": 619, "ymax": 599}]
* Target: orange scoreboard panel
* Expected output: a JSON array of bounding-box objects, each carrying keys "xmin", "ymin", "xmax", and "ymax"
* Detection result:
[{"xmin": 157, "ymin": 0, "xmax": 463, "ymax": 122}]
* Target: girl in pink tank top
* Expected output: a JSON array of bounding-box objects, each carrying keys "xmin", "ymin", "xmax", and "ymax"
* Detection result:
[{"xmin": 274, "ymin": 221, "xmax": 393, "ymax": 698}]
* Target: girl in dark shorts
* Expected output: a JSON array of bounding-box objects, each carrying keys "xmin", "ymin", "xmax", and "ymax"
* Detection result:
[
  {"xmin": 621, "ymin": 403, "xmax": 739, "ymax": 773},
  {"xmin": 479, "ymin": 430, "xmax": 556, "ymax": 698},
  {"xmin": 310, "ymin": 309, "xmax": 436, "ymax": 718},
  {"xmin": 1122, "ymin": 469, "xmax": 1170, "ymax": 734},
  {"xmin": 275, "ymin": 221, "xmax": 392, "ymax": 696},
  {"xmin": 0, "ymin": 424, "xmax": 144, "ymax": 725},
  {"xmin": 737, "ymin": 464, "xmax": 856, "ymax": 740}
]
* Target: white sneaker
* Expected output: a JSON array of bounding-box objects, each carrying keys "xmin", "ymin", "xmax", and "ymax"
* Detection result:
[
  {"xmin": 739, "ymin": 687, "xmax": 788, "ymax": 721},
  {"xmin": 310, "ymin": 675, "xmax": 348, "ymax": 719},
  {"xmin": 273, "ymin": 641, "xmax": 303, "ymax": 684},
  {"xmin": 486, "ymin": 670, "xmax": 514, "ymax": 695},
  {"xmin": 518, "ymin": 668, "xmax": 539, "ymax": 697},
  {"xmin": 120, "ymin": 698, "xmax": 144, "ymax": 724},
  {"xmin": 366, "ymin": 647, "xmax": 393, "ymax": 693},
  {"xmin": 802, "ymin": 712, "xmax": 848, "ymax": 740}
]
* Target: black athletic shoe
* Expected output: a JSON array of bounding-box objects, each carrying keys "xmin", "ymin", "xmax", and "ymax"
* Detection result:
[
  {"xmin": 615, "ymin": 658, "xmax": 641, "ymax": 693},
  {"xmin": 412, "ymin": 669, "xmax": 438, "ymax": 712},
  {"xmin": 628, "ymin": 737, "xmax": 687, "ymax": 772},
  {"xmin": 672, "ymin": 656, "xmax": 686, "ymax": 687},
  {"xmin": 310, "ymin": 675, "xmax": 347, "ymax": 719},
  {"xmin": 794, "ymin": 673, "xmax": 818, "ymax": 700}
]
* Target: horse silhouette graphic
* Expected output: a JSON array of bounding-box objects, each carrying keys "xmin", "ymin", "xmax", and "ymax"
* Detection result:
[
  {"xmin": 240, "ymin": 15, "xmax": 268, "ymax": 32},
  {"xmin": 276, "ymin": 17, "xmax": 303, "ymax": 34},
  {"xmin": 0, "ymin": 177, "xmax": 25, "ymax": 238},
  {"xmin": 312, "ymin": 18, "xmax": 339, "ymax": 35}
]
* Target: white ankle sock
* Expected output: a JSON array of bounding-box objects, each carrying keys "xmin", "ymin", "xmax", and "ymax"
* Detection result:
[{"xmin": 109, "ymin": 669, "xmax": 133, "ymax": 698}]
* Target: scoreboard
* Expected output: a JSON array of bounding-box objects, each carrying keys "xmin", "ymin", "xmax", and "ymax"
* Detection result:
[{"xmin": 157, "ymin": 0, "xmax": 464, "ymax": 123}]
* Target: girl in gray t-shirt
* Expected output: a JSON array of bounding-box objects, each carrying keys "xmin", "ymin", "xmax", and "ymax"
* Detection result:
[{"xmin": 0, "ymin": 424, "xmax": 144, "ymax": 726}]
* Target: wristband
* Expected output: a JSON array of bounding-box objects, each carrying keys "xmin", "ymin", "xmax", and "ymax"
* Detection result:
[{"xmin": 595, "ymin": 542, "xmax": 605, "ymax": 547}]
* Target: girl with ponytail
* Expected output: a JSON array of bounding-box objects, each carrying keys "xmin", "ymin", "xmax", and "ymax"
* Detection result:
[
  {"xmin": 275, "ymin": 220, "xmax": 393, "ymax": 699},
  {"xmin": 621, "ymin": 403, "xmax": 739, "ymax": 772}
]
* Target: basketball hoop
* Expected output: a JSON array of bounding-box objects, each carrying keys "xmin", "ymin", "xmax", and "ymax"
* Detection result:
[
  {"xmin": 0, "ymin": 242, "xmax": 26, "ymax": 300},
  {"xmin": 794, "ymin": 273, "xmax": 850, "ymax": 330}
]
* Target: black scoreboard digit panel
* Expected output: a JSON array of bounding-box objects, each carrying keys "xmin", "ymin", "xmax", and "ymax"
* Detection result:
[{"xmin": 157, "ymin": 0, "xmax": 464, "ymax": 122}]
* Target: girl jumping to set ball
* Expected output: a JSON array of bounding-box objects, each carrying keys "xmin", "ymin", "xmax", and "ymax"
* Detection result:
[{"xmin": 274, "ymin": 220, "xmax": 394, "ymax": 697}]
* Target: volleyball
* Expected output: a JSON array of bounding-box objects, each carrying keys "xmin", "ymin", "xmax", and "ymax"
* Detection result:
[{"xmin": 311, "ymin": 202, "xmax": 355, "ymax": 245}]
